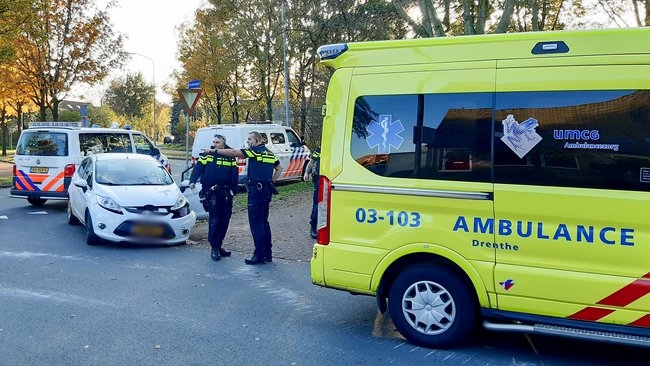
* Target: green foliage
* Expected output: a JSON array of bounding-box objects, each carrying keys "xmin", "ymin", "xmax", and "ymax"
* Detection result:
[
  {"xmin": 87, "ymin": 105, "xmax": 119, "ymax": 128},
  {"xmin": 104, "ymin": 72, "xmax": 154, "ymax": 118},
  {"xmin": 0, "ymin": 0, "xmax": 33, "ymax": 65},
  {"xmin": 58, "ymin": 109, "xmax": 81, "ymax": 122}
]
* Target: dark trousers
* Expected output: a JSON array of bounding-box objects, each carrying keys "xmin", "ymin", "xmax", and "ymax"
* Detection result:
[
  {"xmin": 310, "ymin": 177, "xmax": 319, "ymax": 230},
  {"xmin": 247, "ymin": 186, "xmax": 273, "ymax": 258},
  {"xmin": 207, "ymin": 190, "xmax": 233, "ymax": 249}
]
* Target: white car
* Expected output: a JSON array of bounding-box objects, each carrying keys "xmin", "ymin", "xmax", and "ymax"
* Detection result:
[{"xmin": 67, "ymin": 153, "xmax": 196, "ymax": 245}]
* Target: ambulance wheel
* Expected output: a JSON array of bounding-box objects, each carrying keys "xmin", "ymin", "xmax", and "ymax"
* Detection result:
[
  {"xmin": 85, "ymin": 212, "xmax": 100, "ymax": 245},
  {"xmin": 67, "ymin": 201, "xmax": 80, "ymax": 225},
  {"xmin": 388, "ymin": 264, "xmax": 478, "ymax": 349},
  {"xmin": 27, "ymin": 198, "xmax": 47, "ymax": 206}
]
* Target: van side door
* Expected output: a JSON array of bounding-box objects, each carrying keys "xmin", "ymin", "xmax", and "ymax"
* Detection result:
[
  {"xmin": 493, "ymin": 59, "xmax": 650, "ymax": 325},
  {"xmin": 280, "ymin": 129, "xmax": 310, "ymax": 180}
]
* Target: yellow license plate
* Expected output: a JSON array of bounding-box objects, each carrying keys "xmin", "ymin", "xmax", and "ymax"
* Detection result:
[
  {"xmin": 132, "ymin": 225, "xmax": 164, "ymax": 237},
  {"xmin": 30, "ymin": 167, "xmax": 49, "ymax": 173}
]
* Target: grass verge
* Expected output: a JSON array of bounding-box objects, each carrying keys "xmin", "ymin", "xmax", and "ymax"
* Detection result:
[
  {"xmin": 231, "ymin": 180, "xmax": 312, "ymax": 212},
  {"xmin": 0, "ymin": 177, "xmax": 11, "ymax": 188}
]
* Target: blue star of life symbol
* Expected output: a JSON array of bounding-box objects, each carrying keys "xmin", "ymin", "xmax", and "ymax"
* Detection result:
[{"xmin": 366, "ymin": 114, "xmax": 404, "ymax": 154}]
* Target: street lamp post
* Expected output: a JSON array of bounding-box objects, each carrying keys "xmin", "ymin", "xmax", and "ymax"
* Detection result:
[
  {"xmin": 281, "ymin": 0, "xmax": 290, "ymax": 127},
  {"xmin": 126, "ymin": 52, "xmax": 157, "ymax": 143}
]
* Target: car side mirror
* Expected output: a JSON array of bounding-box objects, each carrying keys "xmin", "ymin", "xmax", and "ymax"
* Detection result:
[
  {"xmin": 179, "ymin": 179, "xmax": 190, "ymax": 193},
  {"xmin": 73, "ymin": 178, "xmax": 88, "ymax": 192}
]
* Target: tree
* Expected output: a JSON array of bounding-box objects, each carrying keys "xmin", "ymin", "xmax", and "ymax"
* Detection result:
[
  {"xmin": 286, "ymin": 0, "xmax": 409, "ymax": 144},
  {"xmin": 178, "ymin": 7, "xmax": 239, "ymax": 125},
  {"xmin": 594, "ymin": 0, "xmax": 649, "ymax": 26},
  {"xmin": 14, "ymin": 0, "xmax": 124, "ymax": 122},
  {"xmin": 0, "ymin": 0, "xmax": 33, "ymax": 64},
  {"xmin": 390, "ymin": 0, "xmax": 589, "ymax": 37},
  {"xmin": 104, "ymin": 72, "xmax": 153, "ymax": 119}
]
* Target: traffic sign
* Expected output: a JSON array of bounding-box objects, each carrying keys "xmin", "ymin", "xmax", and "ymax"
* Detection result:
[
  {"xmin": 188, "ymin": 79, "xmax": 201, "ymax": 89},
  {"xmin": 177, "ymin": 88, "xmax": 202, "ymax": 115}
]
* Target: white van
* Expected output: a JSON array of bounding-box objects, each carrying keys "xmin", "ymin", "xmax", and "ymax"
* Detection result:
[
  {"xmin": 181, "ymin": 122, "xmax": 311, "ymax": 219},
  {"xmin": 11, "ymin": 121, "xmax": 170, "ymax": 206}
]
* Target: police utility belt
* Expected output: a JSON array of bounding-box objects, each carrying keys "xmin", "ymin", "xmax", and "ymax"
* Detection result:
[{"xmin": 247, "ymin": 180, "xmax": 279, "ymax": 195}]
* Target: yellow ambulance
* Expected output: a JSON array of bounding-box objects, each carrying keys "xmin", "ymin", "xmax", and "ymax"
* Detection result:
[{"xmin": 310, "ymin": 27, "xmax": 650, "ymax": 349}]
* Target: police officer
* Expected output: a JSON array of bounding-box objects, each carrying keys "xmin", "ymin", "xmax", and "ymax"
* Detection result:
[
  {"xmin": 189, "ymin": 134, "xmax": 238, "ymax": 261},
  {"xmin": 207, "ymin": 131, "xmax": 282, "ymax": 265},
  {"xmin": 303, "ymin": 146, "xmax": 320, "ymax": 239}
]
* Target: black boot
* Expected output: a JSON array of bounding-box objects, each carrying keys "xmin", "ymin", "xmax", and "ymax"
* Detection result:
[
  {"xmin": 219, "ymin": 247, "xmax": 231, "ymax": 257},
  {"xmin": 211, "ymin": 248, "xmax": 221, "ymax": 261},
  {"xmin": 244, "ymin": 255, "xmax": 266, "ymax": 265}
]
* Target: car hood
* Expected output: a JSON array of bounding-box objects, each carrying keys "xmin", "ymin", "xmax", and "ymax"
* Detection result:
[{"xmin": 95, "ymin": 184, "xmax": 182, "ymax": 206}]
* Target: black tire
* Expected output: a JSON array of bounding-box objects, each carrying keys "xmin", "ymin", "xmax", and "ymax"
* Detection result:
[
  {"xmin": 66, "ymin": 201, "xmax": 80, "ymax": 225},
  {"xmin": 388, "ymin": 264, "xmax": 478, "ymax": 349},
  {"xmin": 85, "ymin": 212, "xmax": 101, "ymax": 245},
  {"xmin": 27, "ymin": 198, "xmax": 47, "ymax": 206}
]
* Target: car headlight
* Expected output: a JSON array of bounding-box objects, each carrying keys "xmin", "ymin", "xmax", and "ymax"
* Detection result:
[
  {"xmin": 171, "ymin": 194, "xmax": 190, "ymax": 218},
  {"xmin": 97, "ymin": 194, "xmax": 123, "ymax": 214},
  {"xmin": 171, "ymin": 194, "xmax": 187, "ymax": 211}
]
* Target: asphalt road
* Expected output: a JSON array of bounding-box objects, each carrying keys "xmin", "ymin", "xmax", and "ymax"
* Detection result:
[{"xmin": 2, "ymin": 188, "xmax": 650, "ymax": 365}]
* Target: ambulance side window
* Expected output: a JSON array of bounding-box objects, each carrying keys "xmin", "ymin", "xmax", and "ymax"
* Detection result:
[
  {"xmin": 350, "ymin": 93, "xmax": 492, "ymax": 182},
  {"xmin": 494, "ymin": 90, "xmax": 650, "ymax": 192}
]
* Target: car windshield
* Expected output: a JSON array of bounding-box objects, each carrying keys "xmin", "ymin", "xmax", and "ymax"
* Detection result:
[{"xmin": 95, "ymin": 159, "xmax": 173, "ymax": 186}]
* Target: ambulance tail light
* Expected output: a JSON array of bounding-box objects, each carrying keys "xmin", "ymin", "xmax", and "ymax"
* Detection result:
[
  {"xmin": 316, "ymin": 175, "xmax": 331, "ymax": 245},
  {"xmin": 64, "ymin": 164, "xmax": 75, "ymax": 177}
]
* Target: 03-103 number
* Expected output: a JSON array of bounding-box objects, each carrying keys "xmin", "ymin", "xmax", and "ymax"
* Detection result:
[{"xmin": 355, "ymin": 208, "xmax": 421, "ymax": 227}]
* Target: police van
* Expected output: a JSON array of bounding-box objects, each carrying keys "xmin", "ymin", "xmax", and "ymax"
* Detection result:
[
  {"xmin": 310, "ymin": 27, "xmax": 650, "ymax": 349},
  {"xmin": 181, "ymin": 122, "xmax": 311, "ymax": 219},
  {"xmin": 12, "ymin": 122, "xmax": 170, "ymax": 206}
]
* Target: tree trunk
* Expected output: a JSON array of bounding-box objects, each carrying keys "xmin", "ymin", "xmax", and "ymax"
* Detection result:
[
  {"xmin": 51, "ymin": 98, "xmax": 60, "ymax": 122},
  {"xmin": 495, "ymin": 0, "xmax": 517, "ymax": 33}
]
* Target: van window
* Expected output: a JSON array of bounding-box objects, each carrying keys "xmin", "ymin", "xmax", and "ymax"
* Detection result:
[
  {"xmin": 270, "ymin": 133, "xmax": 285, "ymax": 145},
  {"xmin": 351, "ymin": 93, "xmax": 493, "ymax": 182},
  {"xmin": 79, "ymin": 133, "xmax": 132, "ymax": 155},
  {"xmin": 132, "ymin": 134, "xmax": 154, "ymax": 155},
  {"xmin": 494, "ymin": 90, "xmax": 650, "ymax": 192},
  {"xmin": 16, "ymin": 131, "xmax": 68, "ymax": 156},
  {"xmin": 285, "ymin": 129, "xmax": 301, "ymax": 146},
  {"xmin": 260, "ymin": 133, "xmax": 269, "ymax": 145}
]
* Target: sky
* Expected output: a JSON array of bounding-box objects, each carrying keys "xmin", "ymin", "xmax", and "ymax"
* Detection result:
[{"xmin": 74, "ymin": 0, "xmax": 209, "ymax": 105}]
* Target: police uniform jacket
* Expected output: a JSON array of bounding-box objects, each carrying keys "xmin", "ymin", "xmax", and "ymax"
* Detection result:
[
  {"xmin": 241, "ymin": 144, "xmax": 279, "ymax": 183},
  {"xmin": 311, "ymin": 147, "xmax": 321, "ymax": 176},
  {"xmin": 189, "ymin": 151, "xmax": 238, "ymax": 190}
]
